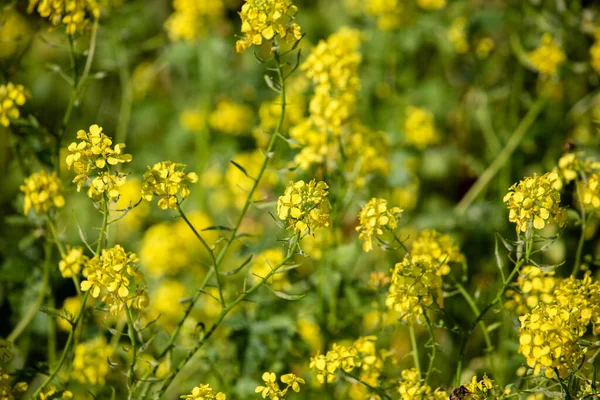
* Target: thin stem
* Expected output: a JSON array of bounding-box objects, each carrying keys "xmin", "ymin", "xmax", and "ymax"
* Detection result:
[
  {"xmin": 408, "ymin": 324, "xmax": 421, "ymax": 374},
  {"xmin": 454, "ymin": 281, "xmax": 493, "ymax": 352},
  {"xmin": 455, "ymin": 93, "xmax": 548, "ymax": 215},
  {"xmin": 573, "ymin": 183, "xmax": 586, "ymax": 277},
  {"xmin": 176, "ymin": 203, "xmax": 224, "ymax": 307},
  {"xmin": 125, "ymin": 305, "xmax": 138, "ymax": 399},
  {"xmin": 422, "ymin": 310, "xmax": 436, "ymax": 386},
  {"xmin": 97, "ymin": 196, "xmax": 109, "ymax": 255},
  {"xmin": 342, "ymin": 371, "xmax": 392, "ymax": 400}
]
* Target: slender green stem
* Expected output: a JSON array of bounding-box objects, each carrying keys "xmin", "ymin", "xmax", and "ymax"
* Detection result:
[
  {"xmin": 454, "ymin": 281, "xmax": 493, "ymax": 352},
  {"xmin": 125, "ymin": 305, "xmax": 138, "ymax": 400},
  {"xmin": 422, "ymin": 310, "xmax": 436, "ymax": 386},
  {"xmin": 156, "ymin": 233, "xmax": 300, "ymax": 398},
  {"xmin": 176, "ymin": 203, "xmax": 224, "ymax": 307},
  {"xmin": 97, "ymin": 196, "xmax": 109, "ymax": 255},
  {"xmin": 31, "ymin": 292, "xmax": 90, "ymax": 398},
  {"xmin": 342, "ymin": 371, "xmax": 392, "ymax": 400},
  {"xmin": 408, "ymin": 324, "xmax": 421, "ymax": 374},
  {"xmin": 573, "ymin": 183, "xmax": 586, "ymax": 277},
  {"xmin": 455, "ymin": 93, "xmax": 548, "ymax": 215}
]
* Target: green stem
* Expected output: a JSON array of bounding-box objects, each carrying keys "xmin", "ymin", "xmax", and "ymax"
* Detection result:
[
  {"xmin": 422, "ymin": 310, "xmax": 436, "ymax": 386},
  {"xmin": 341, "ymin": 371, "xmax": 392, "ymax": 400},
  {"xmin": 573, "ymin": 183, "xmax": 586, "ymax": 277},
  {"xmin": 176, "ymin": 203, "xmax": 224, "ymax": 307},
  {"xmin": 455, "ymin": 93, "xmax": 548, "ymax": 215},
  {"xmin": 454, "ymin": 281, "xmax": 493, "ymax": 352},
  {"xmin": 125, "ymin": 305, "xmax": 137, "ymax": 400},
  {"xmin": 408, "ymin": 324, "xmax": 421, "ymax": 374},
  {"xmin": 96, "ymin": 196, "xmax": 109, "ymax": 255}
]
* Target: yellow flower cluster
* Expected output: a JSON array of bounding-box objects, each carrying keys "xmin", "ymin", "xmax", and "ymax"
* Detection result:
[
  {"xmin": 365, "ymin": 0, "xmax": 403, "ymax": 31},
  {"xmin": 179, "ymin": 108, "xmax": 206, "ymax": 133},
  {"xmin": 580, "ymin": 173, "xmax": 600, "ymax": 209},
  {"xmin": 27, "ymin": 0, "xmax": 100, "ymax": 35},
  {"xmin": 0, "ymin": 368, "xmax": 28, "ymax": 399},
  {"xmin": 343, "ymin": 122, "xmax": 391, "ymax": 187},
  {"xmin": 20, "ymin": 170, "xmax": 65, "ymax": 215},
  {"xmin": 505, "ymin": 266, "xmax": 556, "ymax": 315},
  {"xmin": 39, "ymin": 385, "xmax": 73, "ymax": 400},
  {"xmin": 416, "ymin": 0, "xmax": 446, "ymax": 10},
  {"xmin": 528, "ymin": 34, "xmax": 566, "ymax": 76},
  {"xmin": 141, "ymin": 161, "xmax": 198, "ymax": 210},
  {"xmin": 0, "ymin": 82, "xmax": 28, "ymax": 127},
  {"xmin": 235, "ymin": 0, "xmax": 302, "ymax": 53},
  {"xmin": 71, "ymin": 336, "xmax": 113, "ymax": 385},
  {"xmin": 209, "ymin": 99, "xmax": 254, "ymax": 136},
  {"xmin": 165, "ymin": 0, "xmax": 224, "ymax": 41},
  {"xmin": 556, "ymin": 152, "xmax": 600, "ymax": 184},
  {"xmin": 448, "ymin": 17, "xmax": 469, "ymax": 54},
  {"xmin": 58, "ymin": 246, "xmax": 88, "ymax": 278},
  {"xmin": 503, "ymin": 172, "xmax": 566, "ymax": 232},
  {"xmin": 397, "ymin": 368, "xmax": 446, "ymax": 400},
  {"xmin": 403, "ymin": 106, "xmax": 440, "ymax": 149},
  {"xmin": 80, "ymin": 245, "xmax": 149, "ymax": 314},
  {"xmin": 591, "ymin": 30, "xmax": 600, "ymax": 74},
  {"xmin": 356, "ymin": 198, "xmax": 403, "ymax": 252},
  {"xmin": 385, "ymin": 256, "xmax": 443, "ymax": 322},
  {"xmin": 180, "ymin": 384, "xmax": 226, "ymax": 400},
  {"xmin": 554, "ymin": 273, "xmax": 600, "ymax": 335},
  {"xmin": 255, "ymin": 372, "xmax": 304, "ymax": 399},
  {"xmin": 277, "ymin": 180, "xmax": 330, "ymax": 233},
  {"xmin": 411, "ymin": 230, "xmax": 465, "ymax": 276},
  {"xmin": 66, "ymin": 124, "xmax": 132, "ymax": 201},
  {"xmin": 309, "ymin": 336, "xmax": 382, "ymax": 385},
  {"xmin": 462, "ymin": 375, "xmax": 495, "ymax": 400}
]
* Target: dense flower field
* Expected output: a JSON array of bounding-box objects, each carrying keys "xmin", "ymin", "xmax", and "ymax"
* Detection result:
[{"xmin": 1, "ymin": 0, "xmax": 600, "ymax": 399}]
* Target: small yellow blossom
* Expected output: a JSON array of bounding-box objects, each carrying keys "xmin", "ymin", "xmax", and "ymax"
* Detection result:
[
  {"xmin": 141, "ymin": 161, "xmax": 198, "ymax": 210},
  {"xmin": 403, "ymin": 106, "xmax": 440, "ymax": 149},
  {"xmin": 277, "ymin": 180, "xmax": 330, "ymax": 233},
  {"xmin": 20, "ymin": 170, "xmax": 65, "ymax": 215},
  {"xmin": 462, "ymin": 375, "xmax": 496, "ymax": 399},
  {"xmin": 58, "ymin": 246, "xmax": 88, "ymax": 278},
  {"xmin": 180, "ymin": 108, "xmax": 207, "ymax": 132},
  {"xmin": 505, "ymin": 266, "xmax": 556, "ymax": 315},
  {"xmin": 236, "ymin": 0, "xmax": 302, "ymax": 53},
  {"xmin": 411, "ymin": 230, "xmax": 465, "ymax": 276},
  {"xmin": 416, "ymin": 0, "xmax": 446, "ymax": 10},
  {"xmin": 365, "ymin": 0, "xmax": 403, "ymax": 31},
  {"xmin": 580, "ymin": 173, "xmax": 600, "ymax": 209},
  {"xmin": 57, "ymin": 296, "xmax": 83, "ymax": 331},
  {"xmin": 503, "ymin": 172, "xmax": 566, "ymax": 232},
  {"xmin": 397, "ymin": 368, "xmax": 447, "ymax": 400},
  {"xmin": 528, "ymin": 34, "xmax": 566, "ymax": 76},
  {"xmin": 180, "ymin": 384, "xmax": 226, "ymax": 400},
  {"xmin": 448, "ymin": 17, "xmax": 469, "ymax": 54},
  {"xmin": 71, "ymin": 336, "xmax": 113, "ymax": 385},
  {"xmin": 27, "ymin": 0, "xmax": 100, "ymax": 35},
  {"xmin": 39, "ymin": 385, "xmax": 73, "ymax": 400},
  {"xmin": 475, "ymin": 37, "xmax": 495, "ymax": 59},
  {"xmin": 209, "ymin": 99, "xmax": 254, "ymax": 135},
  {"xmin": 165, "ymin": 0, "xmax": 224, "ymax": 41},
  {"xmin": 255, "ymin": 372, "xmax": 305, "ymax": 399},
  {"xmin": 356, "ymin": 198, "xmax": 403, "ymax": 252},
  {"xmin": 0, "ymin": 82, "xmax": 28, "ymax": 127}
]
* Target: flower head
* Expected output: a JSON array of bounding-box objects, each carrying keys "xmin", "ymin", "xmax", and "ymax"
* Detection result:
[
  {"xmin": 180, "ymin": 384, "xmax": 226, "ymax": 400},
  {"xmin": 448, "ymin": 17, "xmax": 469, "ymax": 54},
  {"xmin": 58, "ymin": 246, "xmax": 88, "ymax": 278},
  {"xmin": 20, "ymin": 170, "xmax": 65, "ymax": 215},
  {"xmin": 462, "ymin": 375, "xmax": 496, "ymax": 400},
  {"xmin": 411, "ymin": 230, "xmax": 465, "ymax": 275},
  {"xmin": 71, "ymin": 337, "xmax": 113, "ymax": 385},
  {"xmin": 141, "ymin": 161, "xmax": 199, "ymax": 210},
  {"xmin": 209, "ymin": 99, "xmax": 254, "ymax": 136},
  {"xmin": 236, "ymin": 0, "xmax": 302, "ymax": 53},
  {"xmin": 27, "ymin": 0, "xmax": 100, "ymax": 34},
  {"xmin": 39, "ymin": 385, "xmax": 73, "ymax": 400},
  {"xmin": 356, "ymin": 198, "xmax": 403, "ymax": 252},
  {"xmin": 365, "ymin": 0, "xmax": 403, "ymax": 31},
  {"xmin": 277, "ymin": 180, "xmax": 330, "ymax": 233},
  {"xmin": 528, "ymin": 34, "xmax": 565, "ymax": 76},
  {"xmin": 404, "ymin": 106, "xmax": 440, "ymax": 149},
  {"xmin": 255, "ymin": 372, "xmax": 304, "ymax": 399},
  {"xmin": 0, "ymin": 82, "xmax": 28, "ymax": 127},
  {"xmin": 397, "ymin": 368, "xmax": 447, "ymax": 400},
  {"xmin": 505, "ymin": 266, "xmax": 556, "ymax": 315},
  {"xmin": 0, "ymin": 368, "xmax": 28, "ymax": 399},
  {"xmin": 503, "ymin": 172, "xmax": 566, "ymax": 232},
  {"xmin": 165, "ymin": 0, "xmax": 224, "ymax": 41}
]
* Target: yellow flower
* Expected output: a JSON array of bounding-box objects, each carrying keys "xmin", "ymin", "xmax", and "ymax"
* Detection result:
[
  {"xmin": 462, "ymin": 375, "xmax": 496, "ymax": 399},
  {"xmin": 71, "ymin": 337, "xmax": 113, "ymax": 385},
  {"xmin": 141, "ymin": 161, "xmax": 198, "ymax": 210},
  {"xmin": 58, "ymin": 246, "xmax": 88, "ymax": 278},
  {"xmin": 148, "ymin": 279, "xmax": 186, "ymax": 328},
  {"xmin": 255, "ymin": 372, "xmax": 305, "ymax": 399},
  {"xmin": 403, "ymin": 106, "xmax": 440, "ymax": 149},
  {"xmin": 365, "ymin": 0, "xmax": 403, "ymax": 31},
  {"xmin": 397, "ymin": 368, "xmax": 447, "ymax": 400},
  {"xmin": 385, "ymin": 255, "xmax": 443, "ymax": 322},
  {"xmin": 277, "ymin": 180, "xmax": 330, "ymax": 233},
  {"xmin": 416, "ymin": 0, "xmax": 446, "ymax": 10},
  {"xmin": 20, "ymin": 170, "xmax": 65, "ymax": 215},
  {"xmin": 280, "ymin": 374, "xmax": 305, "ymax": 393},
  {"xmin": 27, "ymin": 0, "xmax": 100, "ymax": 35},
  {"xmin": 591, "ymin": 29, "xmax": 600, "ymax": 74},
  {"xmin": 503, "ymin": 172, "xmax": 566, "ymax": 232},
  {"xmin": 448, "ymin": 17, "xmax": 469, "ymax": 54},
  {"xmin": 165, "ymin": 0, "xmax": 224, "ymax": 41},
  {"xmin": 411, "ymin": 230, "xmax": 465, "ymax": 276},
  {"xmin": 528, "ymin": 34, "xmax": 565, "ymax": 76},
  {"xmin": 80, "ymin": 245, "xmax": 149, "ymax": 315},
  {"xmin": 475, "ymin": 37, "xmax": 495, "ymax": 59},
  {"xmin": 180, "ymin": 383, "xmax": 226, "ymax": 400},
  {"xmin": 39, "ymin": 385, "xmax": 73, "ymax": 400},
  {"xmin": 356, "ymin": 198, "xmax": 403, "ymax": 252},
  {"xmin": 56, "ymin": 296, "xmax": 83, "ymax": 331},
  {"xmin": 113, "ymin": 178, "xmax": 150, "ymax": 235},
  {"xmin": 209, "ymin": 99, "xmax": 254, "ymax": 135},
  {"xmin": 505, "ymin": 266, "xmax": 556, "ymax": 315},
  {"xmin": 0, "ymin": 368, "xmax": 28, "ymax": 399},
  {"xmin": 0, "ymin": 82, "xmax": 28, "ymax": 127},
  {"xmin": 236, "ymin": 0, "xmax": 302, "ymax": 53},
  {"xmin": 580, "ymin": 173, "xmax": 600, "ymax": 209},
  {"xmin": 180, "ymin": 108, "xmax": 207, "ymax": 132}
]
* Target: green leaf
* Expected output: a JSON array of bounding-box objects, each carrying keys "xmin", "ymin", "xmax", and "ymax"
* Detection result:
[
  {"xmin": 223, "ymin": 255, "xmax": 253, "ymax": 276},
  {"xmin": 229, "ymin": 160, "xmax": 255, "ymax": 181},
  {"xmin": 265, "ymin": 285, "xmax": 306, "ymax": 301}
]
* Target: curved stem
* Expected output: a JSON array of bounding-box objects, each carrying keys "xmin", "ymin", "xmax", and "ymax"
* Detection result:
[
  {"xmin": 422, "ymin": 310, "xmax": 436, "ymax": 386},
  {"xmin": 125, "ymin": 305, "xmax": 138, "ymax": 399},
  {"xmin": 408, "ymin": 324, "xmax": 421, "ymax": 374},
  {"xmin": 454, "ymin": 281, "xmax": 493, "ymax": 352},
  {"xmin": 96, "ymin": 196, "xmax": 109, "ymax": 255},
  {"xmin": 176, "ymin": 203, "xmax": 224, "ymax": 307}
]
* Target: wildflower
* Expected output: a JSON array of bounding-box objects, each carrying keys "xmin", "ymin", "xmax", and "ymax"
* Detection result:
[
  {"xmin": 343, "ymin": 122, "xmax": 390, "ymax": 187},
  {"xmin": 505, "ymin": 266, "xmax": 556, "ymax": 315},
  {"xmin": 356, "ymin": 198, "xmax": 403, "ymax": 252},
  {"xmin": 416, "ymin": 0, "xmax": 446, "ymax": 10},
  {"xmin": 20, "ymin": 170, "xmax": 65, "ymax": 215},
  {"xmin": 475, "ymin": 37, "xmax": 495, "ymax": 59},
  {"xmin": 66, "ymin": 124, "xmax": 132, "ymax": 200},
  {"xmin": 385, "ymin": 256, "xmax": 443, "ymax": 322},
  {"xmin": 503, "ymin": 172, "xmax": 566, "ymax": 232},
  {"xmin": 411, "ymin": 230, "xmax": 465, "ymax": 276},
  {"xmin": 403, "ymin": 106, "xmax": 440, "ymax": 149},
  {"xmin": 57, "ymin": 296, "xmax": 83, "ymax": 331},
  {"xmin": 397, "ymin": 368, "xmax": 447, "ymax": 400},
  {"xmin": 528, "ymin": 34, "xmax": 565, "ymax": 76},
  {"xmin": 277, "ymin": 180, "xmax": 330, "ymax": 233},
  {"xmin": 365, "ymin": 0, "xmax": 403, "ymax": 31},
  {"xmin": 255, "ymin": 372, "xmax": 304, "ymax": 399},
  {"xmin": 27, "ymin": 0, "xmax": 100, "ymax": 35},
  {"xmin": 579, "ymin": 173, "xmax": 600, "ymax": 209},
  {"xmin": 462, "ymin": 375, "xmax": 496, "ymax": 399},
  {"xmin": 80, "ymin": 245, "xmax": 149, "ymax": 315},
  {"xmin": 0, "ymin": 82, "xmax": 28, "ymax": 127},
  {"xmin": 235, "ymin": 0, "xmax": 302, "ymax": 53},
  {"xmin": 39, "ymin": 385, "xmax": 73, "ymax": 399},
  {"xmin": 165, "ymin": 0, "xmax": 224, "ymax": 41},
  {"xmin": 590, "ymin": 30, "xmax": 600, "ymax": 74},
  {"xmin": 71, "ymin": 337, "xmax": 113, "ymax": 385},
  {"xmin": 141, "ymin": 161, "xmax": 198, "ymax": 210},
  {"xmin": 0, "ymin": 368, "xmax": 28, "ymax": 399},
  {"xmin": 58, "ymin": 246, "xmax": 88, "ymax": 278},
  {"xmin": 180, "ymin": 384, "xmax": 226, "ymax": 400},
  {"xmin": 180, "ymin": 108, "xmax": 207, "ymax": 132},
  {"xmin": 208, "ymin": 99, "xmax": 254, "ymax": 136},
  {"xmin": 448, "ymin": 17, "xmax": 469, "ymax": 54}
]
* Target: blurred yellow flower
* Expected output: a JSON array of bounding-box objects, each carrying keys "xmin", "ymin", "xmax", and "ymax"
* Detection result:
[
  {"xmin": 148, "ymin": 279, "xmax": 186, "ymax": 328},
  {"xmin": 58, "ymin": 246, "xmax": 88, "ymax": 278},
  {"xmin": 209, "ymin": 99, "xmax": 254, "ymax": 136},
  {"xmin": 27, "ymin": 0, "xmax": 100, "ymax": 34},
  {"xmin": 411, "ymin": 230, "xmax": 465, "ymax": 276},
  {"xmin": 448, "ymin": 17, "xmax": 469, "ymax": 54},
  {"xmin": 180, "ymin": 108, "xmax": 207, "ymax": 132},
  {"xmin": 250, "ymin": 248, "xmax": 289, "ymax": 290},
  {"xmin": 365, "ymin": 0, "xmax": 403, "ymax": 31},
  {"xmin": 505, "ymin": 266, "xmax": 556, "ymax": 315},
  {"xmin": 71, "ymin": 336, "xmax": 113, "ymax": 385},
  {"xmin": 398, "ymin": 368, "xmax": 447, "ymax": 400},
  {"xmin": 416, "ymin": 0, "xmax": 446, "ymax": 10},
  {"xmin": 181, "ymin": 384, "xmax": 226, "ymax": 400},
  {"xmin": 403, "ymin": 106, "xmax": 440, "ymax": 149},
  {"xmin": 165, "ymin": 0, "xmax": 224, "ymax": 41},
  {"xmin": 20, "ymin": 170, "xmax": 65, "ymax": 215},
  {"xmin": 528, "ymin": 34, "xmax": 565, "ymax": 76},
  {"xmin": 0, "ymin": 82, "xmax": 28, "ymax": 127}
]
